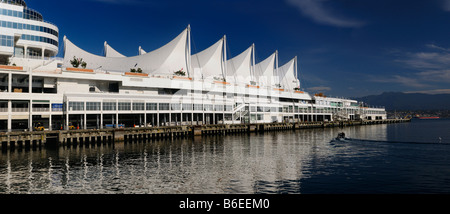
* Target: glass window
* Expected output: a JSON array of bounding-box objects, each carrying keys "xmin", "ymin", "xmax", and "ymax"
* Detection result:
[
  {"xmin": 133, "ymin": 102, "xmax": 145, "ymax": 111},
  {"xmin": 171, "ymin": 103, "xmax": 181, "ymax": 111},
  {"xmin": 159, "ymin": 103, "xmax": 169, "ymax": 111},
  {"xmin": 103, "ymin": 102, "xmax": 116, "ymax": 111},
  {"xmin": 69, "ymin": 102, "xmax": 84, "ymax": 111},
  {"xmin": 182, "ymin": 103, "xmax": 192, "ymax": 111},
  {"xmin": 86, "ymin": 102, "xmax": 101, "ymax": 111},
  {"xmin": 193, "ymin": 104, "xmax": 202, "ymax": 111},
  {"xmin": 225, "ymin": 105, "xmax": 233, "ymax": 112},
  {"xmin": 118, "ymin": 102, "xmax": 131, "ymax": 111},
  {"xmin": 204, "ymin": 104, "xmax": 213, "ymax": 111},
  {"xmin": 146, "ymin": 103, "xmax": 157, "ymax": 111},
  {"xmin": 215, "ymin": 105, "xmax": 224, "ymax": 111}
]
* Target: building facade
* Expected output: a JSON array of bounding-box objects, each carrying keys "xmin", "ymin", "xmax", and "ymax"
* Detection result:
[{"xmin": 0, "ymin": 0, "xmax": 386, "ymax": 132}]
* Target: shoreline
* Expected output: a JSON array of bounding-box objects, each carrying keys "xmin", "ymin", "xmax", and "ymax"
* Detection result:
[{"xmin": 0, "ymin": 119, "xmax": 410, "ymax": 150}]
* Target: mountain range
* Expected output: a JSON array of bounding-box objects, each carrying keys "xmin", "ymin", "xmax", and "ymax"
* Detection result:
[{"xmin": 355, "ymin": 92, "xmax": 450, "ymax": 111}]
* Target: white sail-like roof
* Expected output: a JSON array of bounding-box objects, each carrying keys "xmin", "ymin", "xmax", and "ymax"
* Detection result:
[
  {"xmin": 104, "ymin": 42, "xmax": 125, "ymax": 57},
  {"xmin": 63, "ymin": 27, "xmax": 189, "ymax": 76},
  {"xmin": 226, "ymin": 45, "xmax": 253, "ymax": 84},
  {"xmin": 191, "ymin": 37, "xmax": 224, "ymax": 81},
  {"xmin": 278, "ymin": 57, "xmax": 299, "ymax": 90},
  {"xmin": 254, "ymin": 51, "xmax": 276, "ymax": 87},
  {"xmin": 139, "ymin": 46, "xmax": 146, "ymax": 55}
]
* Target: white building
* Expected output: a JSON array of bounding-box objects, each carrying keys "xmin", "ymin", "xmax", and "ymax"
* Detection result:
[{"xmin": 0, "ymin": 0, "xmax": 386, "ymax": 132}]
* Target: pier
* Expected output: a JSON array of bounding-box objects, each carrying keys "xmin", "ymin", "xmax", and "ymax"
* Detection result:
[{"xmin": 0, "ymin": 119, "xmax": 409, "ymax": 149}]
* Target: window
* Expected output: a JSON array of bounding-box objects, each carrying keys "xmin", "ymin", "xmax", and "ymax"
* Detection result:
[
  {"xmin": 193, "ymin": 104, "xmax": 202, "ymax": 111},
  {"xmin": 182, "ymin": 103, "xmax": 192, "ymax": 111},
  {"xmin": 103, "ymin": 102, "xmax": 116, "ymax": 111},
  {"xmin": 159, "ymin": 103, "xmax": 169, "ymax": 111},
  {"xmin": 86, "ymin": 102, "xmax": 100, "ymax": 111},
  {"xmin": 146, "ymin": 103, "xmax": 157, "ymax": 111},
  {"xmin": 257, "ymin": 106, "xmax": 263, "ymax": 112},
  {"xmin": 133, "ymin": 102, "xmax": 145, "ymax": 111},
  {"xmin": 257, "ymin": 114, "xmax": 263, "ymax": 121},
  {"xmin": 225, "ymin": 105, "xmax": 233, "ymax": 112},
  {"xmin": 118, "ymin": 102, "xmax": 131, "ymax": 111},
  {"xmin": 0, "ymin": 35, "xmax": 13, "ymax": 47},
  {"xmin": 215, "ymin": 105, "xmax": 224, "ymax": 111},
  {"xmin": 204, "ymin": 104, "xmax": 213, "ymax": 111},
  {"xmin": 171, "ymin": 103, "xmax": 181, "ymax": 111},
  {"xmin": 69, "ymin": 102, "xmax": 84, "ymax": 111}
]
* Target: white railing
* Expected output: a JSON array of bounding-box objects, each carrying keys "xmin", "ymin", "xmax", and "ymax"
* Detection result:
[
  {"xmin": 12, "ymin": 108, "xmax": 29, "ymax": 112},
  {"xmin": 32, "ymin": 107, "xmax": 49, "ymax": 112}
]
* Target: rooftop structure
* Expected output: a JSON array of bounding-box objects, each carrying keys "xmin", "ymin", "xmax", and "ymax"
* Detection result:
[
  {"xmin": 0, "ymin": 0, "xmax": 58, "ymax": 64},
  {"xmin": 0, "ymin": 1, "xmax": 386, "ymax": 132}
]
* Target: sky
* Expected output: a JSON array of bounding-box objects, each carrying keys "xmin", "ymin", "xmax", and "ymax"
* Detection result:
[{"xmin": 29, "ymin": 0, "xmax": 450, "ymax": 97}]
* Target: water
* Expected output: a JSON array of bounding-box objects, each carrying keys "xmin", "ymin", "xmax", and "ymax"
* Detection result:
[{"xmin": 1, "ymin": 119, "xmax": 450, "ymax": 194}]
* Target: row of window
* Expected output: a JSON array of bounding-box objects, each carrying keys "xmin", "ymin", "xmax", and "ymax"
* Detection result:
[
  {"xmin": 67, "ymin": 101, "xmax": 336, "ymax": 113},
  {"xmin": 68, "ymin": 102, "xmax": 236, "ymax": 112},
  {"xmin": 0, "ymin": 6, "xmax": 45, "ymax": 22},
  {"xmin": 0, "ymin": 7, "xmax": 23, "ymax": 18},
  {"xmin": 23, "ymin": 8, "xmax": 43, "ymax": 22},
  {"xmin": 20, "ymin": 34, "xmax": 58, "ymax": 47},
  {"xmin": 0, "ymin": 0, "xmax": 27, "ymax": 7},
  {"xmin": 0, "ymin": 34, "xmax": 13, "ymax": 47},
  {"xmin": 0, "ymin": 19, "xmax": 59, "ymax": 37}
]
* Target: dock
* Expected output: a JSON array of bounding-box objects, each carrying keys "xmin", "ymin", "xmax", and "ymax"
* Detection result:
[{"xmin": 0, "ymin": 119, "xmax": 410, "ymax": 149}]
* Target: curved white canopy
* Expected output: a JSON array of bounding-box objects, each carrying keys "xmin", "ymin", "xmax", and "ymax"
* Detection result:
[
  {"xmin": 139, "ymin": 46, "xmax": 147, "ymax": 55},
  {"xmin": 254, "ymin": 51, "xmax": 276, "ymax": 87},
  {"xmin": 278, "ymin": 57, "xmax": 299, "ymax": 90},
  {"xmin": 226, "ymin": 45, "xmax": 253, "ymax": 84},
  {"xmin": 104, "ymin": 42, "xmax": 125, "ymax": 57},
  {"xmin": 191, "ymin": 37, "xmax": 224, "ymax": 81},
  {"xmin": 63, "ymin": 27, "xmax": 189, "ymax": 76}
]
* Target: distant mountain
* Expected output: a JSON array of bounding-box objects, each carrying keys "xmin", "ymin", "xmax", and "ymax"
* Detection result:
[{"xmin": 356, "ymin": 92, "xmax": 450, "ymax": 110}]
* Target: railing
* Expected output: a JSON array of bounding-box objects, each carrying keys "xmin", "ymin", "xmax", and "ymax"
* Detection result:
[
  {"xmin": 12, "ymin": 108, "xmax": 29, "ymax": 112},
  {"xmin": 32, "ymin": 107, "xmax": 49, "ymax": 112}
]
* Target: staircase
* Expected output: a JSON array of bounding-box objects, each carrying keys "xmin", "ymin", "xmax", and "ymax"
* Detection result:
[{"xmin": 233, "ymin": 103, "xmax": 249, "ymax": 122}]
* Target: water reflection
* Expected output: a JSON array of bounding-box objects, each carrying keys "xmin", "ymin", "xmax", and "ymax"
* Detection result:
[{"xmin": 2, "ymin": 122, "xmax": 448, "ymax": 194}]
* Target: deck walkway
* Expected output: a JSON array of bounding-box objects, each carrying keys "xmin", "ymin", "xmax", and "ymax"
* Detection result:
[{"xmin": 0, "ymin": 119, "xmax": 410, "ymax": 149}]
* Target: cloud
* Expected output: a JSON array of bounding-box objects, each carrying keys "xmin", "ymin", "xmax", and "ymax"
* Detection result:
[
  {"xmin": 372, "ymin": 75, "xmax": 430, "ymax": 88},
  {"xmin": 405, "ymin": 89, "xmax": 450, "ymax": 95},
  {"xmin": 375, "ymin": 44, "xmax": 450, "ymax": 89},
  {"xmin": 307, "ymin": 86, "xmax": 332, "ymax": 92},
  {"xmin": 417, "ymin": 70, "xmax": 450, "ymax": 83},
  {"xmin": 392, "ymin": 44, "xmax": 450, "ymax": 84},
  {"xmin": 285, "ymin": 0, "xmax": 365, "ymax": 28},
  {"xmin": 426, "ymin": 43, "xmax": 450, "ymax": 52},
  {"xmin": 396, "ymin": 51, "xmax": 450, "ymax": 70},
  {"xmin": 443, "ymin": 0, "xmax": 450, "ymax": 11}
]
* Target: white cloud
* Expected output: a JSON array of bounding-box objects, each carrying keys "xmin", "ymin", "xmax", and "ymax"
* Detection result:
[
  {"xmin": 307, "ymin": 86, "xmax": 332, "ymax": 92},
  {"xmin": 418, "ymin": 70, "xmax": 450, "ymax": 83},
  {"xmin": 371, "ymin": 75, "xmax": 430, "ymax": 88},
  {"xmin": 405, "ymin": 89, "xmax": 450, "ymax": 95},
  {"xmin": 395, "ymin": 44, "xmax": 450, "ymax": 73},
  {"xmin": 285, "ymin": 0, "xmax": 365, "ymax": 28},
  {"xmin": 444, "ymin": 0, "xmax": 450, "ymax": 11},
  {"xmin": 376, "ymin": 44, "xmax": 450, "ymax": 89}
]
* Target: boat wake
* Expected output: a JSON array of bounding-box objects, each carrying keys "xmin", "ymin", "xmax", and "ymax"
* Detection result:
[
  {"xmin": 331, "ymin": 138, "xmax": 448, "ymax": 145},
  {"xmin": 330, "ymin": 133, "xmax": 447, "ymax": 145}
]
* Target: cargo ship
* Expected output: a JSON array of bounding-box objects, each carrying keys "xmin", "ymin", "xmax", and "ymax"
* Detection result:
[{"xmin": 418, "ymin": 117, "xmax": 440, "ymax": 119}]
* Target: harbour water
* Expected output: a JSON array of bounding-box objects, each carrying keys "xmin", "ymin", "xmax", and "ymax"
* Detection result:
[{"xmin": 1, "ymin": 118, "xmax": 449, "ymax": 194}]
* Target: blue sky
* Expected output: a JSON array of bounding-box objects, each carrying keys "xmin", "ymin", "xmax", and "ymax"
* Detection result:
[{"xmin": 31, "ymin": 0, "xmax": 450, "ymax": 97}]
